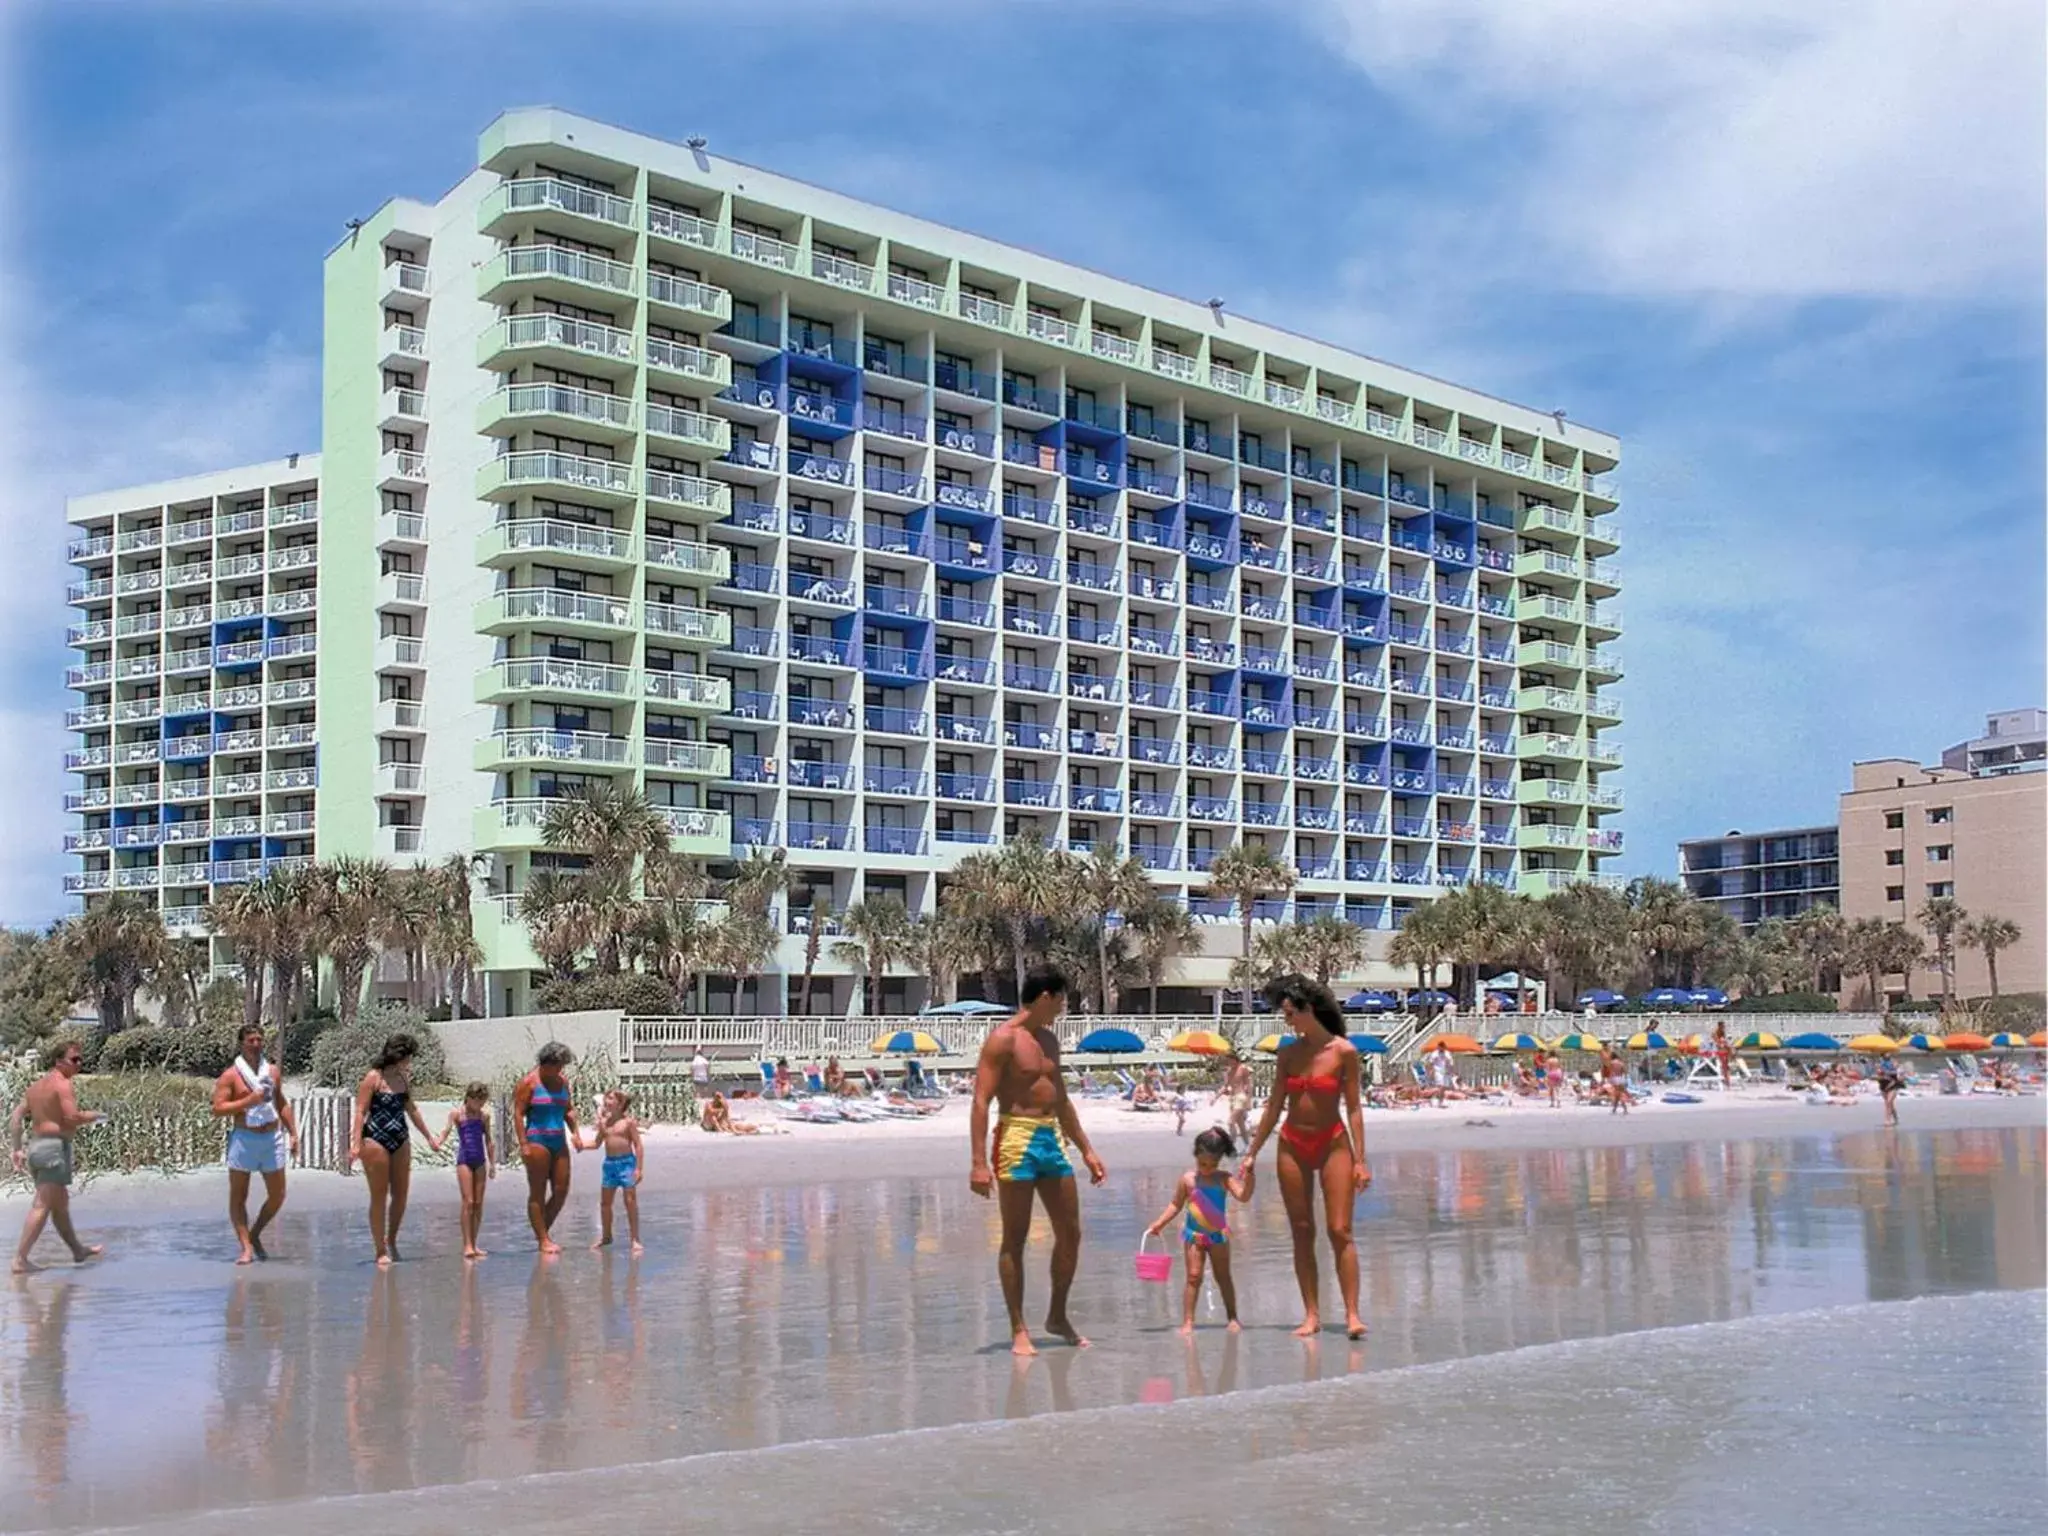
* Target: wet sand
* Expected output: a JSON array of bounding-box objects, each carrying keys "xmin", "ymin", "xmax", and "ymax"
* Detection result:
[{"xmin": 1, "ymin": 1102, "xmax": 2040, "ymax": 1532}]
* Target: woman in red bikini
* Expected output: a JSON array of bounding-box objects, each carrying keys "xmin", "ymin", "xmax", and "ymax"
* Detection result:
[{"xmin": 1243, "ymin": 975, "xmax": 1371, "ymax": 1338}]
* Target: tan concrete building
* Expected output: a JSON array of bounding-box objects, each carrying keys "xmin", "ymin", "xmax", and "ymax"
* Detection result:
[{"xmin": 1839, "ymin": 757, "xmax": 2046, "ymax": 999}]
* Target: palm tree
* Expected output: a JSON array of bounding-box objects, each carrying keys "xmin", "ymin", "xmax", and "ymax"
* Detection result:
[
  {"xmin": 905, "ymin": 909, "xmax": 975, "ymax": 1011},
  {"xmin": 1728, "ymin": 919, "xmax": 1802, "ymax": 998},
  {"xmin": 154, "ymin": 939, "xmax": 209, "ymax": 1031},
  {"xmin": 1123, "ymin": 892, "xmax": 1199, "ymax": 1015},
  {"xmin": 1960, "ymin": 913, "xmax": 2022, "ymax": 998},
  {"xmin": 520, "ymin": 867, "xmax": 597, "ymax": 980},
  {"xmin": 1429, "ymin": 884, "xmax": 1527, "ymax": 1006},
  {"xmin": 831, "ymin": 897, "xmax": 915, "ymax": 1016},
  {"xmin": 1846, "ymin": 917, "xmax": 1926, "ymax": 1018},
  {"xmin": 792, "ymin": 902, "xmax": 828, "ymax": 1017},
  {"xmin": 1916, "ymin": 896, "xmax": 1969, "ymax": 1004},
  {"xmin": 56, "ymin": 894, "xmax": 169, "ymax": 1039},
  {"xmin": 1206, "ymin": 841, "xmax": 1295, "ymax": 1014},
  {"xmin": 203, "ymin": 879, "xmax": 276, "ymax": 1028},
  {"xmin": 1628, "ymin": 876, "xmax": 1718, "ymax": 987},
  {"xmin": 378, "ymin": 863, "xmax": 440, "ymax": 1007},
  {"xmin": 1062, "ymin": 843, "xmax": 1153, "ymax": 1015},
  {"xmin": 1785, "ymin": 903, "xmax": 1847, "ymax": 993},
  {"xmin": 1387, "ymin": 901, "xmax": 1453, "ymax": 992},
  {"xmin": 633, "ymin": 849, "xmax": 715, "ymax": 1004},
  {"xmin": 1279, "ymin": 915, "xmax": 1369, "ymax": 992},
  {"xmin": 703, "ymin": 910, "xmax": 780, "ymax": 1013},
  {"xmin": 425, "ymin": 853, "xmax": 487, "ymax": 1013},
  {"xmin": 945, "ymin": 834, "xmax": 1065, "ymax": 998},
  {"xmin": 1534, "ymin": 881, "xmax": 1637, "ymax": 1003},
  {"xmin": 538, "ymin": 784, "xmax": 672, "ymax": 974},
  {"xmin": 310, "ymin": 857, "xmax": 394, "ymax": 1025}
]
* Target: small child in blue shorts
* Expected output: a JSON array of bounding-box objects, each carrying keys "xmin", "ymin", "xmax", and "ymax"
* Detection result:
[{"xmin": 589, "ymin": 1090, "xmax": 645, "ymax": 1253}]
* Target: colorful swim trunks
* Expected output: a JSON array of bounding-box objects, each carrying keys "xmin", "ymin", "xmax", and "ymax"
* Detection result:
[
  {"xmin": 994, "ymin": 1114, "xmax": 1074, "ymax": 1183},
  {"xmin": 601, "ymin": 1153, "xmax": 638, "ymax": 1189}
]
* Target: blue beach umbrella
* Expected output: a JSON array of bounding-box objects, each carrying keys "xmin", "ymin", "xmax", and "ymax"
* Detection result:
[
  {"xmin": 1491, "ymin": 1032, "xmax": 1546, "ymax": 1052},
  {"xmin": 870, "ymin": 1030, "xmax": 944, "ymax": 1055},
  {"xmin": 919, "ymin": 999, "xmax": 1009, "ymax": 1017},
  {"xmin": 1343, "ymin": 990, "xmax": 1400, "ymax": 1013},
  {"xmin": 1408, "ymin": 989, "xmax": 1455, "ymax": 1007},
  {"xmin": 1575, "ymin": 989, "xmax": 1625, "ymax": 1009},
  {"xmin": 1075, "ymin": 1027, "xmax": 1146, "ymax": 1054},
  {"xmin": 1354, "ymin": 1035, "xmax": 1392, "ymax": 1055},
  {"xmin": 1625, "ymin": 1030, "xmax": 1671, "ymax": 1051},
  {"xmin": 1785, "ymin": 1032, "xmax": 1843, "ymax": 1052},
  {"xmin": 1640, "ymin": 987, "xmax": 1693, "ymax": 1008},
  {"xmin": 1688, "ymin": 987, "xmax": 1729, "ymax": 1008}
]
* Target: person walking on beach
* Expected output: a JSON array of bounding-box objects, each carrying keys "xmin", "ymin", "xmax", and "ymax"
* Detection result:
[
  {"xmin": 1713, "ymin": 1020, "xmax": 1734, "ymax": 1093},
  {"xmin": 589, "ymin": 1089, "xmax": 646, "ymax": 1253},
  {"xmin": 1221, "ymin": 1054, "xmax": 1254, "ymax": 1141},
  {"xmin": 1426, "ymin": 1040, "xmax": 1455, "ymax": 1107},
  {"xmin": 513, "ymin": 1042, "xmax": 587, "ymax": 1257},
  {"xmin": 970, "ymin": 967, "xmax": 1108, "ymax": 1355},
  {"xmin": 1243, "ymin": 976, "xmax": 1371, "ymax": 1339},
  {"xmin": 346, "ymin": 1033, "xmax": 441, "ymax": 1268},
  {"xmin": 1546, "ymin": 1050, "xmax": 1564, "ymax": 1109},
  {"xmin": 9, "ymin": 1040, "xmax": 103, "ymax": 1273},
  {"xmin": 1602, "ymin": 1047, "xmax": 1631, "ymax": 1114},
  {"xmin": 211, "ymin": 1024, "xmax": 299, "ymax": 1264},
  {"xmin": 1875, "ymin": 1056, "xmax": 1904, "ymax": 1127},
  {"xmin": 439, "ymin": 1083, "xmax": 496, "ymax": 1260},
  {"xmin": 1145, "ymin": 1126, "xmax": 1255, "ymax": 1335}
]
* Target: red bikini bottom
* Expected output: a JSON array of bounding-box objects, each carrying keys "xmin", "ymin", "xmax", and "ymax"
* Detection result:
[{"xmin": 1278, "ymin": 1121, "xmax": 1346, "ymax": 1169}]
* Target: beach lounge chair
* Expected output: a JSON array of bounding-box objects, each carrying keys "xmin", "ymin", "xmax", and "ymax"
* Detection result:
[
  {"xmin": 806, "ymin": 1068, "xmax": 827, "ymax": 1095},
  {"xmin": 759, "ymin": 1062, "xmax": 778, "ymax": 1094}
]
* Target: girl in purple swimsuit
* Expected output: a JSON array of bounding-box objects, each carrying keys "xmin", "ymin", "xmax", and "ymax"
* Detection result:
[{"xmin": 440, "ymin": 1083, "xmax": 497, "ymax": 1260}]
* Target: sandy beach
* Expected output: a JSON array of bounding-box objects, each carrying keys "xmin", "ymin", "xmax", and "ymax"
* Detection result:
[{"xmin": 8, "ymin": 1084, "xmax": 2039, "ymax": 1216}]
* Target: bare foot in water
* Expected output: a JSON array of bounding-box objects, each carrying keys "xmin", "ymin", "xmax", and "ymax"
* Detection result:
[
  {"xmin": 375, "ymin": 1253, "xmax": 392, "ymax": 1270},
  {"xmin": 591, "ymin": 1236, "xmax": 612, "ymax": 1251},
  {"xmin": 1345, "ymin": 1316, "xmax": 1368, "ymax": 1340},
  {"xmin": 631, "ymin": 1240, "xmax": 644, "ymax": 1255},
  {"xmin": 463, "ymin": 1247, "xmax": 480, "ymax": 1261},
  {"xmin": 1011, "ymin": 1329, "xmax": 1039, "ymax": 1357},
  {"xmin": 1292, "ymin": 1317, "xmax": 1322, "ymax": 1338},
  {"xmin": 70, "ymin": 1245, "xmax": 102, "ymax": 1265},
  {"xmin": 11, "ymin": 1258, "xmax": 41, "ymax": 1275},
  {"xmin": 235, "ymin": 1244, "xmax": 255, "ymax": 1266},
  {"xmin": 539, "ymin": 1239, "xmax": 563, "ymax": 1258},
  {"xmin": 1044, "ymin": 1315, "xmax": 1091, "ymax": 1348},
  {"xmin": 250, "ymin": 1237, "xmax": 268, "ymax": 1263},
  {"xmin": 1227, "ymin": 1319, "xmax": 1243, "ymax": 1333},
  {"xmin": 1177, "ymin": 1319, "xmax": 1195, "ymax": 1337}
]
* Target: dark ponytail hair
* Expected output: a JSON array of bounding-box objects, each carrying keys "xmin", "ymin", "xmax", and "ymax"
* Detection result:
[
  {"xmin": 374, "ymin": 1032, "xmax": 419, "ymax": 1070},
  {"xmin": 1264, "ymin": 974, "xmax": 1348, "ymax": 1037},
  {"xmin": 1193, "ymin": 1126, "xmax": 1237, "ymax": 1159}
]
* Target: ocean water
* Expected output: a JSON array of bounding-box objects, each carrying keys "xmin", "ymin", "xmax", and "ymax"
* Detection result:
[{"xmin": 3, "ymin": 1127, "xmax": 2041, "ymax": 1533}]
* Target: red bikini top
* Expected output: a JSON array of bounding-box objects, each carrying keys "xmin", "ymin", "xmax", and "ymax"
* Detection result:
[{"xmin": 1285, "ymin": 1073, "xmax": 1341, "ymax": 1096}]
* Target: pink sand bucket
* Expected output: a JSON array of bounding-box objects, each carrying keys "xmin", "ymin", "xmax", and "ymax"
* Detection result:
[{"xmin": 1134, "ymin": 1234, "xmax": 1174, "ymax": 1284}]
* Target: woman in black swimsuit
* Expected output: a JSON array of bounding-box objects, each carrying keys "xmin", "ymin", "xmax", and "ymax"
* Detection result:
[{"xmin": 348, "ymin": 1033, "xmax": 442, "ymax": 1267}]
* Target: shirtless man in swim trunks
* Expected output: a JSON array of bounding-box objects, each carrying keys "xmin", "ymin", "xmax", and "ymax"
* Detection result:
[
  {"xmin": 970, "ymin": 967, "xmax": 1108, "ymax": 1356},
  {"xmin": 211, "ymin": 1024, "xmax": 300, "ymax": 1264},
  {"xmin": 9, "ymin": 1040, "xmax": 104, "ymax": 1273}
]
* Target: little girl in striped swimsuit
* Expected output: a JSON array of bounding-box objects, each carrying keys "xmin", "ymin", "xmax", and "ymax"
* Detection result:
[{"xmin": 1145, "ymin": 1127, "xmax": 1255, "ymax": 1335}]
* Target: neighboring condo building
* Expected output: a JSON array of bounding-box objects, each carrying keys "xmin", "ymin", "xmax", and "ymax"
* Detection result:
[
  {"xmin": 65, "ymin": 107, "xmax": 1625, "ymax": 1014},
  {"xmin": 1677, "ymin": 825, "xmax": 1839, "ymax": 930},
  {"xmin": 1839, "ymin": 748, "xmax": 2046, "ymax": 1000},
  {"xmin": 1940, "ymin": 707, "xmax": 2046, "ymax": 779}
]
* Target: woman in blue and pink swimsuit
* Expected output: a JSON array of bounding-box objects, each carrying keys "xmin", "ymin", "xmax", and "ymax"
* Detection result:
[
  {"xmin": 1242, "ymin": 976, "xmax": 1372, "ymax": 1339},
  {"xmin": 513, "ymin": 1042, "xmax": 586, "ymax": 1256}
]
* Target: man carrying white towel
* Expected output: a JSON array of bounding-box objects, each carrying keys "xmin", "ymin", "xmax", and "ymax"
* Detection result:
[{"xmin": 211, "ymin": 1024, "xmax": 299, "ymax": 1264}]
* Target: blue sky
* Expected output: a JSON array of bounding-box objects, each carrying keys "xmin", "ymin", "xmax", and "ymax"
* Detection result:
[{"xmin": 1, "ymin": 0, "xmax": 2041, "ymax": 926}]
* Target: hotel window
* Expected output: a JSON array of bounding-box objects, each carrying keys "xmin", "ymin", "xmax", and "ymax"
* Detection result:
[
  {"xmin": 1884, "ymin": 810, "xmax": 1904, "ymax": 829},
  {"xmin": 1927, "ymin": 881, "xmax": 1954, "ymax": 898},
  {"xmin": 1884, "ymin": 848, "xmax": 1904, "ymax": 865},
  {"xmin": 1927, "ymin": 806, "xmax": 1953, "ymax": 824},
  {"xmin": 1885, "ymin": 885, "xmax": 1905, "ymax": 902},
  {"xmin": 1926, "ymin": 845, "xmax": 1952, "ymax": 862}
]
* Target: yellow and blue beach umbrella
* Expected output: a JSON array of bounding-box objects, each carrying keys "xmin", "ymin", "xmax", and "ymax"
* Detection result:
[
  {"xmin": 1735, "ymin": 1031, "xmax": 1783, "ymax": 1051},
  {"xmin": 1167, "ymin": 1029, "xmax": 1233, "ymax": 1056},
  {"xmin": 1900, "ymin": 1033, "xmax": 1946, "ymax": 1052},
  {"xmin": 1986, "ymin": 1032, "xmax": 2029, "ymax": 1049},
  {"xmin": 1491, "ymin": 1031, "xmax": 1546, "ymax": 1052},
  {"xmin": 1625, "ymin": 1030, "xmax": 1670, "ymax": 1051},
  {"xmin": 1549, "ymin": 1032, "xmax": 1604, "ymax": 1052},
  {"xmin": 1252, "ymin": 1032, "xmax": 1296, "ymax": 1054},
  {"xmin": 870, "ymin": 1030, "xmax": 943, "ymax": 1055}
]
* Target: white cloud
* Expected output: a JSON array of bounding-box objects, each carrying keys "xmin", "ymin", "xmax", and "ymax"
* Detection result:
[{"xmin": 1310, "ymin": 0, "xmax": 2045, "ymax": 299}]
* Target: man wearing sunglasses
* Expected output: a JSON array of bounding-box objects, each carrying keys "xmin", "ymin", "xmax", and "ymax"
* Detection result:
[{"xmin": 10, "ymin": 1040, "xmax": 104, "ymax": 1273}]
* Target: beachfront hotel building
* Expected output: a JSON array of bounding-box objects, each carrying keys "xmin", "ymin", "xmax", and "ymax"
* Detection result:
[
  {"xmin": 62, "ymin": 107, "xmax": 1624, "ymax": 1015},
  {"xmin": 1677, "ymin": 825, "xmax": 1840, "ymax": 931}
]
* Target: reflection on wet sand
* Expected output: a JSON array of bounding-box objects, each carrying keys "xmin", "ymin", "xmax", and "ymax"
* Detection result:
[{"xmin": 0, "ymin": 1127, "xmax": 2039, "ymax": 1530}]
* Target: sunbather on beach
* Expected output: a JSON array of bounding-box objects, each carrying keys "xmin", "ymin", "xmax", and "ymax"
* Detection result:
[
  {"xmin": 970, "ymin": 967, "xmax": 1108, "ymax": 1356},
  {"xmin": 700, "ymin": 1092, "xmax": 760, "ymax": 1134}
]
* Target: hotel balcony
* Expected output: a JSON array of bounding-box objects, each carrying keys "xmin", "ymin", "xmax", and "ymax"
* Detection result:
[
  {"xmin": 1517, "ymin": 778, "xmax": 1585, "ymax": 808},
  {"xmin": 478, "ymin": 243, "xmax": 637, "ymax": 307},
  {"xmin": 477, "ymin": 449, "xmax": 636, "ymax": 508},
  {"xmin": 475, "ymin": 657, "xmax": 636, "ymax": 706},
  {"xmin": 474, "ymin": 586, "xmax": 634, "ymax": 636},
  {"xmin": 1518, "ymin": 822, "xmax": 1583, "ymax": 851},
  {"xmin": 478, "ymin": 312, "xmax": 636, "ymax": 378},
  {"xmin": 473, "ymin": 728, "xmax": 636, "ymax": 774},
  {"xmin": 477, "ymin": 381, "xmax": 637, "ymax": 443},
  {"xmin": 478, "ymin": 176, "xmax": 637, "ymax": 241},
  {"xmin": 645, "ymin": 670, "xmax": 732, "ymax": 712},
  {"xmin": 645, "ymin": 469, "xmax": 733, "ymax": 521},
  {"xmin": 373, "ymin": 698, "xmax": 425, "ymax": 736},
  {"xmin": 647, "ymin": 335, "xmax": 732, "ymax": 390},
  {"xmin": 377, "ymin": 571, "xmax": 427, "ymax": 610},
  {"xmin": 476, "ymin": 517, "xmax": 637, "ymax": 571},
  {"xmin": 643, "ymin": 738, "xmax": 731, "ymax": 777}
]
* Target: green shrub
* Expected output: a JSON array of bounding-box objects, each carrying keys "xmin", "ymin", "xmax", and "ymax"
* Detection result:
[
  {"xmin": 533, "ymin": 973, "xmax": 679, "ymax": 1015},
  {"xmin": 1733, "ymin": 991, "xmax": 1838, "ymax": 1014},
  {"xmin": 1972, "ymin": 993, "xmax": 2045, "ymax": 1032},
  {"xmin": 100, "ymin": 1025, "xmax": 182, "ymax": 1072},
  {"xmin": 308, "ymin": 1003, "xmax": 450, "ymax": 1091}
]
